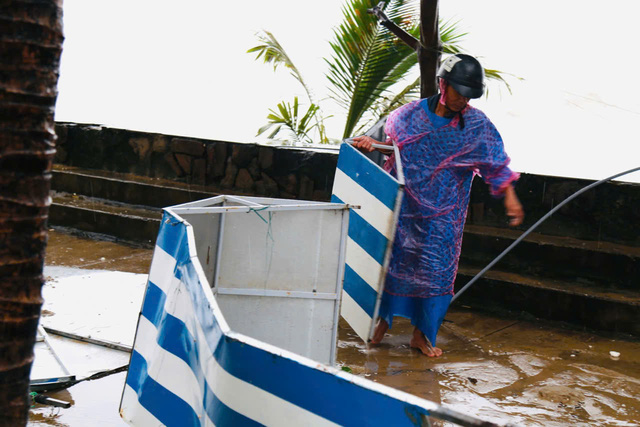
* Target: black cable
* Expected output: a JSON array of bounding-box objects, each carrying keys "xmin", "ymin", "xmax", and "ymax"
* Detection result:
[{"xmin": 452, "ymin": 166, "xmax": 640, "ymax": 303}]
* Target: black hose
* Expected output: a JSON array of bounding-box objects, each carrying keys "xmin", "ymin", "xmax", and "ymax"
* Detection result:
[{"xmin": 452, "ymin": 166, "xmax": 640, "ymax": 303}]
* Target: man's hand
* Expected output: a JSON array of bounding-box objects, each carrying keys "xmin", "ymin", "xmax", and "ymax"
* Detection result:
[
  {"xmin": 504, "ymin": 185, "xmax": 524, "ymax": 227},
  {"xmin": 351, "ymin": 135, "xmax": 389, "ymax": 153}
]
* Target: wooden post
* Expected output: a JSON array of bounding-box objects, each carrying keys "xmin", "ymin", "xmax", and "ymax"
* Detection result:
[{"xmin": 419, "ymin": 0, "xmax": 441, "ymax": 98}]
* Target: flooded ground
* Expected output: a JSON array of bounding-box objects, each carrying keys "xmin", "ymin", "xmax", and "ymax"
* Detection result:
[
  {"xmin": 338, "ymin": 315, "xmax": 640, "ymax": 426},
  {"xmin": 30, "ymin": 228, "xmax": 640, "ymax": 426}
]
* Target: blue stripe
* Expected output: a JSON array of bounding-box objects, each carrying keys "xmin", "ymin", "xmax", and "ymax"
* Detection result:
[
  {"xmin": 127, "ymin": 351, "xmax": 200, "ymax": 427},
  {"xmin": 174, "ymin": 262, "xmax": 224, "ymax": 352},
  {"xmin": 156, "ymin": 211, "xmax": 191, "ymax": 265},
  {"xmin": 343, "ymin": 264, "xmax": 378, "ymax": 316},
  {"xmin": 215, "ymin": 337, "xmax": 430, "ymax": 426},
  {"xmin": 336, "ymin": 143, "xmax": 399, "ymax": 211},
  {"xmin": 141, "ymin": 282, "xmax": 167, "ymax": 327},
  {"xmin": 337, "ymin": 197, "xmax": 388, "ymax": 265},
  {"xmin": 349, "ymin": 210, "xmax": 387, "ymax": 265},
  {"xmin": 154, "ymin": 313, "xmax": 203, "ymax": 381}
]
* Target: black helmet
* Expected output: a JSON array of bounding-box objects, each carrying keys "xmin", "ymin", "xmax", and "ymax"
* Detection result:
[{"xmin": 437, "ymin": 54, "xmax": 485, "ymax": 99}]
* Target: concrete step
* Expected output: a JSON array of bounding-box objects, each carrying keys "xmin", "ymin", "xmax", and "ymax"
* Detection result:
[
  {"xmin": 49, "ymin": 165, "xmax": 228, "ymax": 245},
  {"xmin": 461, "ymin": 224, "xmax": 639, "ymax": 290},
  {"xmin": 49, "ymin": 192, "xmax": 161, "ymax": 246},
  {"xmin": 453, "ymin": 265, "xmax": 640, "ymax": 337},
  {"xmin": 52, "ymin": 165, "xmax": 219, "ymax": 208}
]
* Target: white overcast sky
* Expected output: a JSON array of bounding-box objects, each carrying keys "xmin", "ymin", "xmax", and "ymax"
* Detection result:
[{"xmin": 54, "ymin": 0, "xmax": 640, "ymax": 183}]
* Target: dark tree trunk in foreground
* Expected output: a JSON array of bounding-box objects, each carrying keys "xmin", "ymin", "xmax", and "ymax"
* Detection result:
[
  {"xmin": 0, "ymin": 0, "xmax": 63, "ymax": 424},
  {"xmin": 419, "ymin": 0, "xmax": 441, "ymax": 98}
]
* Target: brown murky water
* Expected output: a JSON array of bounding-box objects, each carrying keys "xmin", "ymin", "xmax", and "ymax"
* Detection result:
[
  {"xmin": 30, "ymin": 229, "xmax": 640, "ymax": 426},
  {"xmin": 337, "ymin": 313, "xmax": 640, "ymax": 426}
]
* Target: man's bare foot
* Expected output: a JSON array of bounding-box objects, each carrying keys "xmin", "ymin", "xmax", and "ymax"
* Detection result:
[
  {"xmin": 370, "ymin": 318, "xmax": 389, "ymax": 344},
  {"xmin": 410, "ymin": 327, "xmax": 442, "ymax": 357}
]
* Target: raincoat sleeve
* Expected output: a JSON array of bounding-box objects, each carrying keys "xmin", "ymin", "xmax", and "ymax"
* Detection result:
[{"xmin": 471, "ymin": 116, "xmax": 520, "ymax": 197}]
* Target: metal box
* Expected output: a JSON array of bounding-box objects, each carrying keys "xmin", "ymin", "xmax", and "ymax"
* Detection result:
[{"xmin": 167, "ymin": 195, "xmax": 350, "ymax": 365}]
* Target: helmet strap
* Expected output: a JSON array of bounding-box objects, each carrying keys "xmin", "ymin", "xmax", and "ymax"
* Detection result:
[
  {"xmin": 436, "ymin": 77, "xmax": 465, "ymax": 128},
  {"xmin": 437, "ymin": 78, "xmax": 458, "ymax": 117},
  {"xmin": 438, "ymin": 78, "xmax": 448, "ymax": 106}
]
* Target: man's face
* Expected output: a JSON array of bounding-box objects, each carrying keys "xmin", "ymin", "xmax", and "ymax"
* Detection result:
[{"xmin": 445, "ymin": 84, "xmax": 470, "ymax": 112}]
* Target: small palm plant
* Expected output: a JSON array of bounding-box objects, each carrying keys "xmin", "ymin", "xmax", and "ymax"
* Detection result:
[{"xmin": 256, "ymin": 97, "xmax": 321, "ymax": 145}]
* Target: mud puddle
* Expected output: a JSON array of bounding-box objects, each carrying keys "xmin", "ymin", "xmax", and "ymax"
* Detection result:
[{"xmin": 337, "ymin": 312, "xmax": 640, "ymax": 426}]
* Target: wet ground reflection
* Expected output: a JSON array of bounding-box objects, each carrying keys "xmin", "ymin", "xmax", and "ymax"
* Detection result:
[
  {"xmin": 31, "ymin": 229, "xmax": 640, "ymax": 426},
  {"xmin": 336, "ymin": 312, "xmax": 640, "ymax": 426}
]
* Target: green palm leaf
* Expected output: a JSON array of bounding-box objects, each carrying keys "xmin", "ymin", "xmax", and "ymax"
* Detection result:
[
  {"xmin": 326, "ymin": 0, "xmax": 420, "ymax": 138},
  {"xmin": 247, "ymin": 31, "xmax": 312, "ymax": 99},
  {"xmin": 440, "ymin": 18, "xmax": 467, "ymax": 54}
]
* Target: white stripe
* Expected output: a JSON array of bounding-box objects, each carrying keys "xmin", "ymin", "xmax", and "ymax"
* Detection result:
[
  {"xmin": 148, "ymin": 245, "xmax": 178, "ymax": 290},
  {"xmin": 340, "ymin": 290, "xmax": 372, "ymax": 341},
  {"xmin": 345, "ymin": 237, "xmax": 383, "ymax": 293},
  {"xmin": 134, "ymin": 317, "xmax": 214, "ymax": 427},
  {"xmin": 206, "ymin": 348, "xmax": 340, "ymax": 427},
  {"xmin": 333, "ymin": 169, "xmax": 395, "ymax": 239},
  {"xmin": 120, "ymin": 384, "xmax": 168, "ymax": 427}
]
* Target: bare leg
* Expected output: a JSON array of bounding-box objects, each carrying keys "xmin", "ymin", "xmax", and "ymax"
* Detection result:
[
  {"xmin": 370, "ymin": 318, "xmax": 389, "ymax": 344},
  {"xmin": 410, "ymin": 327, "xmax": 442, "ymax": 357}
]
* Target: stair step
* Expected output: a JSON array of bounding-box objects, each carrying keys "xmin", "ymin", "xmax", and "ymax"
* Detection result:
[
  {"xmin": 52, "ymin": 165, "xmax": 219, "ymax": 208},
  {"xmin": 454, "ymin": 266, "xmax": 640, "ymax": 337},
  {"xmin": 49, "ymin": 192, "xmax": 161, "ymax": 245},
  {"xmin": 464, "ymin": 224, "xmax": 640, "ymax": 257},
  {"xmin": 461, "ymin": 224, "xmax": 639, "ymax": 290}
]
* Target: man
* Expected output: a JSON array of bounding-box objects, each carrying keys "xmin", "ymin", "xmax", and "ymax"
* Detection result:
[{"xmin": 352, "ymin": 53, "xmax": 524, "ymax": 357}]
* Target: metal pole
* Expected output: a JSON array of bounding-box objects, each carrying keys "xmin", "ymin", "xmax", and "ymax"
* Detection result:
[{"xmin": 43, "ymin": 326, "xmax": 132, "ymax": 353}]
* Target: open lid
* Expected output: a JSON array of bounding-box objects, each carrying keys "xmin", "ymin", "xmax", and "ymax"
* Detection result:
[{"xmin": 331, "ymin": 142, "xmax": 404, "ymax": 342}]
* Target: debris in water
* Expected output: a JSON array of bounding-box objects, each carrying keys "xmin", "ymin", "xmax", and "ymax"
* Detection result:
[
  {"xmin": 610, "ymin": 351, "xmax": 620, "ymax": 359},
  {"xmin": 536, "ymin": 385, "xmax": 584, "ymax": 406}
]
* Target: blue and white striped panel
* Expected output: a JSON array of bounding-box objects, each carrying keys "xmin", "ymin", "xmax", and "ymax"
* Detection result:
[
  {"xmin": 119, "ymin": 210, "xmax": 456, "ymax": 427},
  {"xmin": 331, "ymin": 143, "xmax": 403, "ymax": 342}
]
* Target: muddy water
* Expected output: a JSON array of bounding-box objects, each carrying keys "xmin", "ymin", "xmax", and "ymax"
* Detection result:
[
  {"xmin": 31, "ymin": 229, "xmax": 640, "ymax": 426},
  {"xmin": 337, "ymin": 312, "xmax": 640, "ymax": 426}
]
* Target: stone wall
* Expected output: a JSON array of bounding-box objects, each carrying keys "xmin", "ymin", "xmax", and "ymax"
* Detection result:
[
  {"xmin": 54, "ymin": 122, "xmax": 338, "ymax": 202},
  {"xmin": 54, "ymin": 122, "xmax": 639, "ymax": 247}
]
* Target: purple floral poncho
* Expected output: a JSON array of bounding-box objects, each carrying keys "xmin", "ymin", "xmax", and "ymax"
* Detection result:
[
  {"xmin": 377, "ymin": 97, "xmax": 519, "ymax": 345},
  {"xmin": 383, "ymin": 98, "xmax": 519, "ymax": 299}
]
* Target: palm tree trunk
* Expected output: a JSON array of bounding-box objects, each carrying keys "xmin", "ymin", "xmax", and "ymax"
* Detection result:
[
  {"xmin": 0, "ymin": 1, "xmax": 63, "ymax": 424},
  {"xmin": 419, "ymin": 0, "xmax": 441, "ymax": 98}
]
